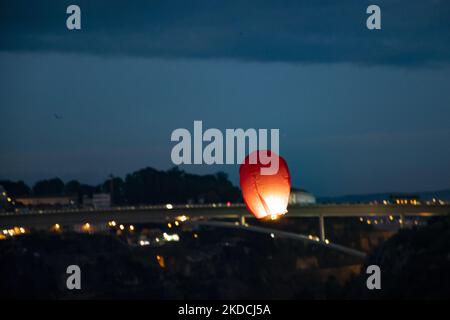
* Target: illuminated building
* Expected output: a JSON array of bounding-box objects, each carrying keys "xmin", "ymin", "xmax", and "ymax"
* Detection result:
[
  {"xmin": 92, "ymin": 193, "xmax": 111, "ymax": 209},
  {"xmin": 289, "ymin": 188, "xmax": 316, "ymax": 205},
  {"xmin": 15, "ymin": 195, "xmax": 77, "ymax": 206}
]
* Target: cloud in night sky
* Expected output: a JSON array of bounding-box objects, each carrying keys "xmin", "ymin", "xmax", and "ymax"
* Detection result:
[
  {"xmin": 1, "ymin": 1, "xmax": 450, "ymax": 196},
  {"xmin": 1, "ymin": 0, "xmax": 450, "ymax": 66}
]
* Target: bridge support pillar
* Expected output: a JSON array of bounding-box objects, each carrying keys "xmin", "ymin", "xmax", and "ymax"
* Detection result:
[
  {"xmin": 240, "ymin": 215, "xmax": 246, "ymax": 226},
  {"xmin": 400, "ymin": 213, "xmax": 405, "ymax": 229},
  {"xmin": 319, "ymin": 214, "xmax": 326, "ymax": 242}
]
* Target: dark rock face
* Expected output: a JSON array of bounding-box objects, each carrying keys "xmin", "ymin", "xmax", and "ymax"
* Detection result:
[
  {"xmin": 0, "ymin": 233, "xmax": 163, "ymax": 299},
  {"xmin": 349, "ymin": 216, "xmax": 450, "ymax": 299},
  {"xmin": 0, "ymin": 228, "xmax": 363, "ymax": 299}
]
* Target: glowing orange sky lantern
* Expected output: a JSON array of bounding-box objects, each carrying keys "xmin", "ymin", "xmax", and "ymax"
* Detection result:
[{"xmin": 239, "ymin": 150, "xmax": 291, "ymax": 220}]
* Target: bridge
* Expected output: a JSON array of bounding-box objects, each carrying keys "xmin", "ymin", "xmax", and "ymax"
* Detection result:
[
  {"xmin": 1, "ymin": 203, "xmax": 448, "ymax": 258},
  {"xmin": 1, "ymin": 203, "xmax": 448, "ymax": 227}
]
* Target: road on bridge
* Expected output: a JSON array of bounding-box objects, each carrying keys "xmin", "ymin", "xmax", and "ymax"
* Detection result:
[{"xmin": 0, "ymin": 203, "xmax": 448, "ymax": 229}]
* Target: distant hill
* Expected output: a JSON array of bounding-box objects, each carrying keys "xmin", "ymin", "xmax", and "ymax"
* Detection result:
[{"xmin": 317, "ymin": 189, "xmax": 450, "ymax": 203}]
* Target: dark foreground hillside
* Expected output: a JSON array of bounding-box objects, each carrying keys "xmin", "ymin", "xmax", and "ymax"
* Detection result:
[
  {"xmin": 2, "ymin": 216, "xmax": 449, "ymax": 299},
  {"xmin": 348, "ymin": 215, "xmax": 450, "ymax": 299},
  {"xmin": 0, "ymin": 228, "xmax": 361, "ymax": 299}
]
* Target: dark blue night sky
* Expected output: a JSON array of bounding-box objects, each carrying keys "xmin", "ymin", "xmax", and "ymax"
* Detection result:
[{"xmin": 1, "ymin": 0, "xmax": 450, "ymax": 196}]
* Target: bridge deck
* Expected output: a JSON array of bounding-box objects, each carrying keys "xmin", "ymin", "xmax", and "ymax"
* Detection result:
[{"xmin": 0, "ymin": 204, "xmax": 448, "ymax": 228}]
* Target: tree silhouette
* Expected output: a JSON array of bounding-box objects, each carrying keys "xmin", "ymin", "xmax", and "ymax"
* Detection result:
[
  {"xmin": 0, "ymin": 180, "xmax": 30, "ymax": 197},
  {"xmin": 32, "ymin": 178, "xmax": 64, "ymax": 196}
]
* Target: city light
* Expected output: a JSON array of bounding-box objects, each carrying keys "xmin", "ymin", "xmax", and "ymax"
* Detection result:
[
  {"xmin": 176, "ymin": 215, "xmax": 188, "ymax": 222},
  {"xmin": 129, "ymin": 225, "xmax": 135, "ymax": 231},
  {"xmin": 174, "ymin": 221, "xmax": 179, "ymax": 226},
  {"xmin": 119, "ymin": 224, "xmax": 125, "ymax": 230},
  {"xmin": 166, "ymin": 204, "xmax": 173, "ymax": 210},
  {"xmin": 156, "ymin": 255, "xmax": 165, "ymax": 268},
  {"xmin": 167, "ymin": 223, "xmax": 172, "ymax": 228},
  {"xmin": 163, "ymin": 232, "xmax": 180, "ymax": 242},
  {"xmin": 325, "ymin": 239, "xmax": 330, "ymax": 244},
  {"xmin": 0, "ymin": 227, "xmax": 29, "ymax": 238},
  {"xmin": 270, "ymin": 233, "xmax": 275, "ymax": 238}
]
